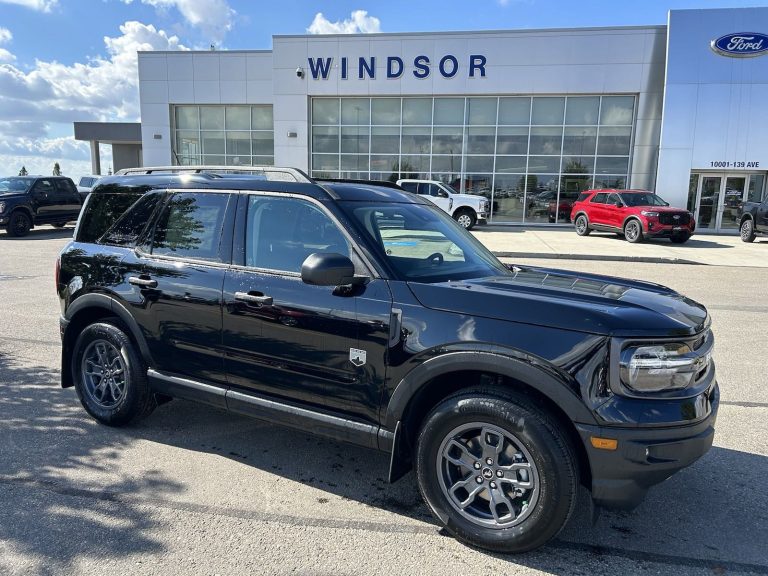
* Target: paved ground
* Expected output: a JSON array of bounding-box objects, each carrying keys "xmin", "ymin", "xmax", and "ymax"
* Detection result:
[
  {"xmin": 0, "ymin": 227, "xmax": 766, "ymax": 576},
  {"xmin": 473, "ymin": 226, "xmax": 768, "ymax": 267}
]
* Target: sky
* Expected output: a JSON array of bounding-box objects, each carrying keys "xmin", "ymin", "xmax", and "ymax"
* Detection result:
[{"xmin": 0, "ymin": 0, "xmax": 764, "ymax": 180}]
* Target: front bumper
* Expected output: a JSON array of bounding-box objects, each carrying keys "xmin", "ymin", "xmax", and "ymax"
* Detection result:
[
  {"xmin": 576, "ymin": 382, "xmax": 719, "ymax": 510},
  {"xmin": 645, "ymin": 222, "xmax": 695, "ymax": 238}
]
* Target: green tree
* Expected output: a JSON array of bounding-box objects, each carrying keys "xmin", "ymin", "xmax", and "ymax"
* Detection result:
[
  {"xmin": 52, "ymin": 162, "xmax": 61, "ymax": 176},
  {"xmin": 18, "ymin": 166, "xmax": 27, "ymax": 176}
]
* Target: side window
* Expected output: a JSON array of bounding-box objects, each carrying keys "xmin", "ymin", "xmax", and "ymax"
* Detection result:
[
  {"xmin": 33, "ymin": 179, "xmax": 54, "ymax": 196},
  {"xmin": 399, "ymin": 182, "xmax": 418, "ymax": 193},
  {"xmin": 150, "ymin": 192, "xmax": 231, "ymax": 262},
  {"xmin": 54, "ymin": 179, "xmax": 78, "ymax": 199},
  {"xmin": 591, "ymin": 192, "xmax": 607, "ymax": 204},
  {"xmin": 607, "ymin": 193, "xmax": 620, "ymax": 206},
  {"xmin": 101, "ymin": 192, "xmax": 165, "ymax": 246},
  {"xmin": 245, "ymin": 196, "xmax": 351, "ymax": 273},
  {"xmin": 576, "ymin": 192, "xmax": 591, "ymax": 202},
  {"xmin": 423, "ymin": 184, "xmax": 443, "ymax": 197}
]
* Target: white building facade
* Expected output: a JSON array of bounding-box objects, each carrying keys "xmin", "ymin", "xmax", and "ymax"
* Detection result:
[{"xmin": 137, "ymin": 7, "xmax": 768, "ymax": 230}]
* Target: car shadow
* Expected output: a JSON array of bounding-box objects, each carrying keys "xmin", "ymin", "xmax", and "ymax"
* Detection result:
[
  {"xmin": 592, "ymin": 233, "xmax": 735, "ymax": 249},
  {"xmin": 2, "ymin": 352, "xmax": 766, "ymax": 572},
  {"xmin": 0, "ymin": 353, "xmax": 181, "ymax": 575},
  {"xmin": 1, "ymin": 226, "xmax": 74, "ymax": 241}
]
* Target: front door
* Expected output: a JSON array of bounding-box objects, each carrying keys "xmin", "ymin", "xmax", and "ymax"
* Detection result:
[
  {"xmin": 222, "ymin": 193, "xmax": 391, "ymax": 424},
  {"xmin": 692, "ymin": 173, "xmax": 765, "ymax": 232}
]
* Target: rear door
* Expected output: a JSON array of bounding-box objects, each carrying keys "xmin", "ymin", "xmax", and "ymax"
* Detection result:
[
  {"xmin": 588, "ymin": 192, "xmax": 609, "ymax": 226},
  {"xmin": 53, "ymin": 179, "xmax": 83, "ymax": 220},
  {"xmin": 126, "ymin": 190, "xmax": 234, "ymax": 385}
]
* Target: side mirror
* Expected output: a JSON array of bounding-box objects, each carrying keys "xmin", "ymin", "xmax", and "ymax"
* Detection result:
[
  {"xmin": 437, "ymin": 190, "xmax": 449, "ymax": 198},
  {"xmin": 301, "ymin": 253, "xmax": 365, "ymax": 286}
]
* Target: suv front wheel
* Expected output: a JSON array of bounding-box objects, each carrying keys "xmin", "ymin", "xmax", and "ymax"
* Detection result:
[
  {"xmin": 741, "ymin": 219, "xmax": 756, "ymax": 243},
  {"xmin": 72, "ymin": 320, "xmax": 156, "ymax": 426},
  {"xmin": 454, "ymin": 209, "xmax": 477, "ymax": 230},
  {"xmin": 624, "ymin": 219, "xmax": 644, "ymax": 243},
  {"xmin": 6, "ymin": 210, "xmax": 32, "ymax": 237},
  {"xmin": 415, "ymin": 389, "xmax": 578, "ymax": 553}
]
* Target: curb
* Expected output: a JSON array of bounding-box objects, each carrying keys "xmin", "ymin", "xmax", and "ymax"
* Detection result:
[{"xmin": 491, "ymin": 252, "xmax": 706, "ymax": 265}]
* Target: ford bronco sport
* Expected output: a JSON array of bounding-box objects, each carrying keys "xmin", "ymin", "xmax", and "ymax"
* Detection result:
[{"xmin": 58, "ymin": 170, "xmax": 719, "ymax": 553}]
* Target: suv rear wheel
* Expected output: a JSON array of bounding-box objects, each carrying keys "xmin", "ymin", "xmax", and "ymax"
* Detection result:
[
  {"xmin": 415, "ymin": 389, "xmax": 578, "ymax": 553},
  {"xmin": 740, "ymin": 219, "xmax": 756, "ymax": 243},
  {"xmin": 624, "ymin": 219, "xmax": 643, "ymax": 243},
  {"xmin": 72, "ymin": 320, "xmax": 156, "ymax": 426},
  {"xmin": 6, "ymin": 211, "xmax": 32, "ymax": 237},
  {"xmin": 454, "ymin": 209, "xmax": 477, "ymax": 230}
]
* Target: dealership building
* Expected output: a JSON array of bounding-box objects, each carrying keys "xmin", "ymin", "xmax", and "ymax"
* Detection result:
[{"xmin": 79, "ymin": 7, "xmax": 768, "ymax": 232}]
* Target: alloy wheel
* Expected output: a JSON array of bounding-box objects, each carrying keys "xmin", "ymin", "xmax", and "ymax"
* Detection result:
[
  {"xmin": 436, "ymin": 422, "xmax": 540, "ymax": 529},
  {"xmin": 625, "ymin": 221, "xmax": 640, "ymax": 242},
  {"xmin": 80, "ymin": 339, "xmax": 127, "ymax": 408},
  {"xmin": 576, "ymin": 216, "xmax": 587, "ymax": 234}
]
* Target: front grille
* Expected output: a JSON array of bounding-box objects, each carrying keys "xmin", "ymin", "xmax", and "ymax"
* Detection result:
[{"xmin": 659, "ymin": 212, "xmax": 690, "ymax": 225}]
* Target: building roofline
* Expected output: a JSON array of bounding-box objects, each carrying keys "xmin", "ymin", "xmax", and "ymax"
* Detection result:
[
  {"xmin": 138, "ymin": 49, "xmax": 272, "ymax": 55},
  {"xmin": 274, "ymin": 24, "xmax": 666, "ymax": 40}
]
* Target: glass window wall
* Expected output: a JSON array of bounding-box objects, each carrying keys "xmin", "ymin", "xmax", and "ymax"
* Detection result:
[
  {"xmin": 173, "ymin": 105, "xmax": 274, "ymax": 166},
  {"xmin": 310, "ymin": 95, "xmax": 635, "ymax": 223}
]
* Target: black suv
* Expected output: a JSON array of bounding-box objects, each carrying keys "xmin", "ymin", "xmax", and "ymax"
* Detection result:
[
  {"xmin": 0, "ymin": 176, "xmax": 83, "ymax": 236},
  {"xmin": 738, "ymin": 195, "xmax": 768, "ymax": 242},
  {"xmin": 57, "ymin": 173, "xmax": 719, "ymax": 553}
]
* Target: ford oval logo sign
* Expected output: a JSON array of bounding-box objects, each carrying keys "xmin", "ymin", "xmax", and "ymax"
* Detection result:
[{"xmin": 711, "ymin": 33, "xmax": 768, "ymax": 57}]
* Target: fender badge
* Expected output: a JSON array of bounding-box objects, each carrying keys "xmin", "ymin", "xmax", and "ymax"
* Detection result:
[{"xmin": 349, "ymin": 348, "xmax": 367, "ymax": 367}]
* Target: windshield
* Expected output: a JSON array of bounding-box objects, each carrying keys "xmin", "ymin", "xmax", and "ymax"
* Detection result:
[
  {"xmin": 0, "ymin": 177, "xmax": 33, "ymax": 193},
  {"xmin": 341, "ymin": 201, "xmax": 510, "ymax": 283},
  {"xmin": 620, "ymin": 192, "xmax": 669, "ymax": 207}
]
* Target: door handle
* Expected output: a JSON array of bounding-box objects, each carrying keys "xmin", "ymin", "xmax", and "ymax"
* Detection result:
[
  {"xmin": 129, "ymin": 276, "xmax": 158, "ymax": 288},
  {"xmin": 235, "ymin": 291, "xmax": 273, "ymax": 306}
]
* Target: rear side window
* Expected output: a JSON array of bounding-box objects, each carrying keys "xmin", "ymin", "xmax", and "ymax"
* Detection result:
[
  {"xmin": 150, "ymin": 192, "xmax": 231, "ymax": 262},
  {"xmin": 590, "ymin": 193, "xmax": 608, "ymax": 204},
  {"xmin": 77, "ymin": 192, "xmax": 145, "ymax": 243},
  {"xmin": 399, "ymin": 182, "xmax": 418, "ymax": 193},
  {"xmin": 100, "ymin": 192, "xmax": 165, "ymax": 246},
  {"xmin": 576, "ymin": 192, "xmax": 591, "ymax": 202}
]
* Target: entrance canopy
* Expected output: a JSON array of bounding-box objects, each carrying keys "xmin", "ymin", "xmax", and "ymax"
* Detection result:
[{"xmin": 73, "ymin": 122, "xmax": 142, "ymax": 174}]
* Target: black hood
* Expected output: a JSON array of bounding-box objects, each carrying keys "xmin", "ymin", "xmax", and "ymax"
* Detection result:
[{"xmin": 408, "ymin": 265, "xmax": 709, "ymax": 338}]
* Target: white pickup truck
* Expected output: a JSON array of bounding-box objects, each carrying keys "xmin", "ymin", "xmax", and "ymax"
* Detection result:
[{"xmin": 396, "ymin": 179, "xmax": 489, "ymax": 230}]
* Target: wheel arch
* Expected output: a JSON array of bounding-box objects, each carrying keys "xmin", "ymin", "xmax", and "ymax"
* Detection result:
[
  {"xmin": 622, "ymin": 215, "xmax": 644, "ymax": 232},
  {"xmin": 61, "ymin": 294, "xmax": 154, "ymax": 388},
  {"xmin": 740, "ymin": 213, "xmax": 754, "ymax": 225},
  {"xmin": 384, "ymin": 352, "xmax": 594, "ymax": 487}
]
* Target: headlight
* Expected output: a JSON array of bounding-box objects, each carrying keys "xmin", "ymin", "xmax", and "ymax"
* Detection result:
[
  {"xmin": 0, "ymin": 201, "xmax": 5, "ymax": 213},
  {"xmin": 641, "ymin": 210, "xmax": 659, "ymax": 217},
  {"xmin": 482, "ymin": 200, "xmax": 489, "ymax": 211},
  {"xmin": 619, "ymin": 341, "xmax": 712, "ymax": 393}
]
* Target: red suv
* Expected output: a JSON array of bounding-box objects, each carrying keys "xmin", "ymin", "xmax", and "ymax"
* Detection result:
[{"xmin": 570, "ymin": 189, "xmax": 695, "ymax": 244}]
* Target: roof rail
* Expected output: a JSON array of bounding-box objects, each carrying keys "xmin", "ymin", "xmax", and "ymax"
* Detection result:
[{"xmin": 114, "ymin": 165, "xmax": 312, "ymax": 183}]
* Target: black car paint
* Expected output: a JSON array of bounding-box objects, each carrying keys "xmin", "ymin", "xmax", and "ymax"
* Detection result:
[
  {"xmin": 0, "ymin": 176, "xmax": 82, "ymax": 229},
  {"xmin": 739, "ymin": 196, "xmax": 768, "ymax": 234},
  {"xmin": 58, "ymin": 174, "xmax": 719, "ymax": 510}
]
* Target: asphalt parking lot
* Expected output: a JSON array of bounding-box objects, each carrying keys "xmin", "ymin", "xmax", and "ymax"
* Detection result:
[{"xmin": 1, "ymin": 227, "xmax": 767, "ymax": 576}]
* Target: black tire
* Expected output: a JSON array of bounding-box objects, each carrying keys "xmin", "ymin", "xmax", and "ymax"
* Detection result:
[
  {"xmin": 624, "ymin": 219, "xmax": 643, "ymax": 243},
  {"xmin": 415, "ymin": 388, "xmax": 578, "ymax": 553},
  {"xmin": 574, "ymin": 214, "xmax": 591, "ymax": 236},
  {"xmin": 454, "ymin": 209, "xmax": 477, "ymax": 230},
  {"xmin": 6, "ymin": 210, "xmax": 32, "ymax": 237},
  {"xmin": 71, "ymin": 320, "xmax": 156, "ymax": 426},
  {"xmin": 52, "ymin": 222, "xmax": 67, "ymax": 228},
  {"xmin": 670, "ymin": 233, "xmax": 690, "ymax": 244},
  {"xmin": 740, "ymin": 219, "xmax": 756, "ymax": 243}
]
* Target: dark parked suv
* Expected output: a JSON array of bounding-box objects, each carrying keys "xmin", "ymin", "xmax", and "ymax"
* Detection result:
[
  {"xmin": 58, "ymin": 172, "xmax": 719, "ymax": 553},
  {"xmin": 0, "ymin": 175, "xmax": 83, "ymax": 236}
]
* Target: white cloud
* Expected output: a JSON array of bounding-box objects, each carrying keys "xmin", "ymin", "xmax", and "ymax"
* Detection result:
[
  {"xmin": 123, "ymin": 0, "xmax": 235, "ymax": 43},
  {"xmin": 0, "ymin": 21, "xmax": 185, "ymax": 177},
  {"xmin": 307, "ymin": 10, "xmax": 381, "ymax": 35},
  {"xmin": 0, "ymin": 27, "xmax": 12, "ymax": 44},
  {"xmin": 0, "ymin": 0, "xmax": 58, "ymax": 12},
  {"xmin": 0, "ymin": 49, "xmax": 14, "ymax": 63}
]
